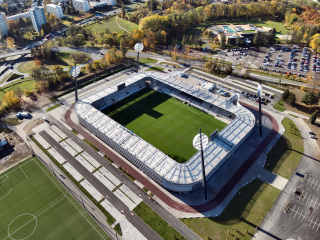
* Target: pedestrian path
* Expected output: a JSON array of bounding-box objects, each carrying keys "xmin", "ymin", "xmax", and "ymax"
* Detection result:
[
  {"xmin": 258, "ymin": 168, "xmax": 288, "ymax": 190},
  {"xmin": 120, "ymin": 218, "xmax": 147, "ymax": 240}
]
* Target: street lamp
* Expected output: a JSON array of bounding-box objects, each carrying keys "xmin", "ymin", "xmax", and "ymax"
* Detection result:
[
  {"xmin": 134, "ymin": 42, "xmax": 144, "ymax": 72},
  {"xmin": 257, "ymin": 83, "xmax": 262, "ymax": 137},
  {"xmin": 71, "ymin": 63, "xmax": 81, "ymax": 102},
  {"xmin": 193, "ymin": 128, "xmax": 209, "ymax": 201}
]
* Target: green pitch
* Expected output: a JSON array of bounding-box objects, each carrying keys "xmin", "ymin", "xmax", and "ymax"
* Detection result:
[
  {"xmin": 103, "ymin": 88, "xmax": 227, "ymax": 163},
  {"xmin": 0, "ymin": 157, "xmax": 110, "ymax": 240}
]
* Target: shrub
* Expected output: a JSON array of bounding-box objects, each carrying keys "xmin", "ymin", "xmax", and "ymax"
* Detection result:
[{"xmin": 309, "ymin": 110, "xmax": 318, "ymax": 125}]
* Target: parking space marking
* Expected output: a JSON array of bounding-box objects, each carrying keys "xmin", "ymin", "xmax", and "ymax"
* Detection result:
[
  {"xmin": 309, "ymin": 216, "xmax": 314, "ymax": 227},
  {"xmin": 290, "ymin": 205, "xmax": 296, "ymax": 215},
  {"xmin": 287, "ymin": 204, "xmax": 320, "ymax": 231},
  {"xmin": 300, "ymin": 190, "xmax": 320, "ymax": 209}
]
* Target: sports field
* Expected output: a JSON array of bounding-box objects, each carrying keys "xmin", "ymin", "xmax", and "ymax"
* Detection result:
[
  {"xmin": 103, "ymin": 88, "xmax": 227, "ymax": 163},
  {"xmin": 0, "ymin": 157, "xmax": 110, "ymax": 240}
]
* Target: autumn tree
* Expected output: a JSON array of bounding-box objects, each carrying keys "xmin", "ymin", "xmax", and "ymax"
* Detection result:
[
  {"xmin": 70, "ymin": 52, "xmax": 88, "ymax": 64},
  {"xmin": 53, "ymin": 65, "xmax": 66, "ymax": 81},
  {"xmin": 120, "ymin": 38, "xmax": 127, "ymax": 58},
  {"xmin": 2, "ymin": 91, "xmax": 20, "ymax": 108},
  {"xmin": 6, "ymin": 37, "xmax": 15, "ymax": 48}
]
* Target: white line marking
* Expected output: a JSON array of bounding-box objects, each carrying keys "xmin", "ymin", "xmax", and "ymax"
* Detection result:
[
  {"xmin": 309, "ymin": 216, "xmax": 314, "ymax": 227},
  {"xmin": 294, "ymin": 207, "xmax": 300, "ymax": 218}
]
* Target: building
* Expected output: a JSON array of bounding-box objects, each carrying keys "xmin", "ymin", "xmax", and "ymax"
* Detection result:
[
  {"xmin": 72, "ymin": 0, "xmax": 89, "ymax": 12},
  {"xmin": 7, "ymin": 12, "xmax": 31, "ymax": 21},
  {"xmin": 208, "ymin": 24, "xmax": 272, "ymax": 45},
  {"xmin": 0, "ymin": 12, "xmax": 9, "ymax": 38},
  {"xmin": 100, "ymin": 0, "xmax": 116, "ymax": 6},
  {"xmin": 29, "ymin": 6, "xmax": 47, "ymax": 32},
  {"xmin": 46, "ymin": 4, "xmax": 64, "ymax": 18}
]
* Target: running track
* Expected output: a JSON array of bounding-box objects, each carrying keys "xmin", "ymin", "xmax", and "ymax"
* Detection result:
[{"xmin": 65, "ymin": 102, "xmax": 279, "ymax": 213}]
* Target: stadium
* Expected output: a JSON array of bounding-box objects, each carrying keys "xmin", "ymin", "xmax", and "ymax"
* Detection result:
[{"xmin": 75, "ymin": 72, "xmax": 255, "ymax": 193}]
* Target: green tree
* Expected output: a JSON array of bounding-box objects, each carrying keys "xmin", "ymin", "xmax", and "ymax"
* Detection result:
[
  {"xmin": 286, "ymin": 93, "xmax": 296, "ymax": 106},
  {"xmin": 282, "ymin": 89, "xmax": 291, "ymax": 101},
  {"xmin": 301, "ymin": 91, "xmax": 319, "ymax": 106},
  {"xmin": 120, "ymin": 38, "xmax": 127, "ymax": 58},
  {"xmin": 309, "ymin": 110, "xmax": 318, "ymax": 125},
  {"xmin": 219, "ymin": 34, "xmax": 226, "ymax": 49},
  {"xmin": 121, "ymin": 2, "xmax": 125, "ymax": 18}
]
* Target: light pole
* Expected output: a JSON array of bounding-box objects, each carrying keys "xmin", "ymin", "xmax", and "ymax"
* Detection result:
[
  {"xmin": 193, "ymin": 128, "xmax": 209, "ymax": 201},
  {"xmin": 257, "ymin": 83, "xmax": 262, "ymax": 137},
  {"xmin": 71, "ymin": 64, "xmax": 81, "ymax": 102},
  {"xmin": 134, "ymin": 42, "xmax": 144, "ymax": 72}
]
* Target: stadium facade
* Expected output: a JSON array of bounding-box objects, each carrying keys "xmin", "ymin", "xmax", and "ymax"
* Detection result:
[{"xmin": 75, "ymin": 72, "xmax": 255, "ymax": 193}]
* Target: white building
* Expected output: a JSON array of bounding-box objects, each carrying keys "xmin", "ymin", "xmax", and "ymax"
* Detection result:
[
  {"xmin": 7, "ymin": 12, "xmax": 31, "ymax": 21},
  {"xmin": 46, "ymin": 4, "xmax": 64, "ymax": 18},
  {"xmin": 100, "ymin": 0, "xmax": 116, "ymax": 6},
  {"xmin": 72, "ymin": 0, "xmax": 89, "ymax": 12},
  {"xmin": 0, "ymin": 12, "xmax": 9, "ymax": 38},
  {"xmin": 29, "ymin": 6, "xmax": 47, "ymax": 32}
]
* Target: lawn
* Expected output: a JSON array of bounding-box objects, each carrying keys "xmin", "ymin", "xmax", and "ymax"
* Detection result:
[
  {"xmin": 181, "ymin": 179, "xmax": 280, "ymax": 240},
  {"xmin": 139, "ymin": 58, "xmax": 157, "ymax": 64},
  {"xmin": 0, "ymin": 157, "xmax": 110, "ymax": 240},
  {"xmin": 102, "ymin": 88, "xmax": 227, "ymax": 163},
  {"xmin": 0, "ymin": 80, "xmax": 35, "ymax": 102},
  {"xmin": 47, "ymin": 104, "xmax": 61, "ymax": 112},
  {"xmin": 19, "ymin": 52, "xmax": 90, "ymax": 74},
  {"xmin": 134, "ymin": 202, "xmax": 185, "ymax": 240},
  {"xmin": 145, "ymin": 66, "xmax": 164, "ymax": 72},
  {"xmin": 264, "ymin": 117, "xmax": 304, "ymax": 179},
  {"xmin": 85, "ymin": 17, "xmax": 138, "ymax": 34},
  {"xmin": 273, "ymin": 100, "xmax": 285, "ymax": 112}
]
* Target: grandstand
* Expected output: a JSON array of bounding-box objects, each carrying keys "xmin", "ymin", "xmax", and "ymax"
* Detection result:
[{"xmin": 75, "ymin": 72, "xmax": 255, "ymax": 193}]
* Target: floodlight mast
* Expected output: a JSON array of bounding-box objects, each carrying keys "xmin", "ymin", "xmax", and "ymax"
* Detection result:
[
  {"xmin": 257, "ymin": 83, "xmax": 262, "ymax": 137},
  {"xmin": 74, "ymin": 63, "xmax": 78, "ymax": 102},
  {"xmin": 134, "ymin": 43, "xmax": 144, "ymax": 72},
  {"xmin": 199, "ymin": 128, "xmax": 208, "ymax": 201}
]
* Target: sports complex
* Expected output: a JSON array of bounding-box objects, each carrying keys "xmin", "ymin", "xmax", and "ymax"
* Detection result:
[{"xmin": 75, "ymin": 72, "xmax": 256, "ymax": 193}]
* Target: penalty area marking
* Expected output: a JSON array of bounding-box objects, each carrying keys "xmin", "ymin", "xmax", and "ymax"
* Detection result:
[
  {"xmin": 0, "ymin": 189, "xmax": 12, "ymax": 201},
  {"xmin": 7, "ymin": 213, "xmax": 37, "ymax": 240}
]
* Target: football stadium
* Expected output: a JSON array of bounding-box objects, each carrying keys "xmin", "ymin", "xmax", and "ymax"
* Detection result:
[{"xmin": 75, "ymin": 72, "xmax": 255, "ymax": 193}]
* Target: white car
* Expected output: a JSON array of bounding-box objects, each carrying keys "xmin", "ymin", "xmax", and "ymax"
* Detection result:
[{"xmin": 310, "ymin": 135, "xmax": 316, "ymax": 139}]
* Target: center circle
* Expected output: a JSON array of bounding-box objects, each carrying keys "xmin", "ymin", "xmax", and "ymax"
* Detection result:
[{"xmin": 8, "ymin": 213, "xmax": 37, "ymax": 240}]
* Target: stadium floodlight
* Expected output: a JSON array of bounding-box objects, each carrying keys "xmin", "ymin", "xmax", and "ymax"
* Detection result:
[
  {"xmin": 193, "ymin": 129, "xmax": 209, "ymax": 201},
  {"xmin": 71, "ymin": 64, "xmax": 81, "ymax": 102},
  {"xmin": 257, "ymin": 83, "xmax": 262, "ymax": 137},
  {"xmin": 134, "ymin": 43, "xmax": 144, "ymax": 72}
]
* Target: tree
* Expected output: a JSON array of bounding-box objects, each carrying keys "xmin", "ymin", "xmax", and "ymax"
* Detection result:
[
  {"xmin": 53, "ymin": 65, "xmax": 66, "ymax": 81},
  {"xmin": 282, "ymin": 89, "xmax": 291, "ymax": 101},
  {"xmin": 309, "ymin": 110, "xmax": 318, "ymax": 125},
  {"xmin": 6, "ymin": 37, "xmax": 15, "ymax": 48},
  {"xmin": 286, "ymin": 93, "xmax": 296, "ymax": 106},
  {"xmin": 120, "ymin": 38, "xmax": 127, "ymax": 58},
  {"xmin": 310, "ymin": 34, "xmax": 320, "ymax": 53},
  {"xmin": 301, "ymin": 91, "xmax": 319, "ymax": 106},
  {"xmin": 2, "ymin": 91, "xmax": 20, "ymax": 108},
  {"xmin": 92, "ymin": 60, "xmax": 101, "ymax": 70},
  {"xmin": 70, "ymin": 52, "xmax": 88, "ymax": 64},
  {"xmin": 219, "ymin": 34, "xmax": 226, "ymax": 49},
  {"xmin": 121, "ymin": 2, "xmax": 125, "ymax": 18}
]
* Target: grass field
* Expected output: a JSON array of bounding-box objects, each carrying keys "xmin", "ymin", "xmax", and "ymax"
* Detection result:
[
  {"xmin": 134, "ymin": 202, "xmax": 185, "ymax": 240},
  {"xmin": 0, "ymin": 80, "xmax": 35, "ymax": 102},
  {"xmin": 85, "ymin": 17, "xmax": 138, "ymax": 34},
  {"xmin": 181, "ymin": 179, "xmax": 280, "ymax": 240},
  {"xmin": 264, "ymin": 117, "xmax": 303, "ymax": 179},
  {"xmin": 103, "ymin": 88, "xmax": 227, "ymax": 163},
  {"xmin": 0, "ymin": 157, "xmax": 110, "ymax": 240},
  {"xmin": 273, "ymin": 100, "xmax": 285, "ymax": 112},
  {"xmin": 19, "ymin": 52, "xmax": 90, "ymax": 74},
  {"xmin": 145, "ymin": 66, "xmax": 164, "ymax": 72}
]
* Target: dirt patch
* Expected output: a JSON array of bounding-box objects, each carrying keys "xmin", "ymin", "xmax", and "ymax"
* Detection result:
[
  {"xmin": 23, "ymin": 118, "xmax": 45, "ymax": 136},
  {"xmin": 20, "ymin": 93, "xmax": 52, "ymax": 112},
  {"xmin": 0, "ymin": 132, "xmax": 32, "ymax": 173}
]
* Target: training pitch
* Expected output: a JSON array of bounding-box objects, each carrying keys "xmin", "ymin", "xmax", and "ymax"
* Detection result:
[
  {"xmin": 103, "ymin": 88, "xmax": 227, "ymax": 163},
  {"xmin": 0, "ymin": 157, "xmax": 110, "ymax": 240}
]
